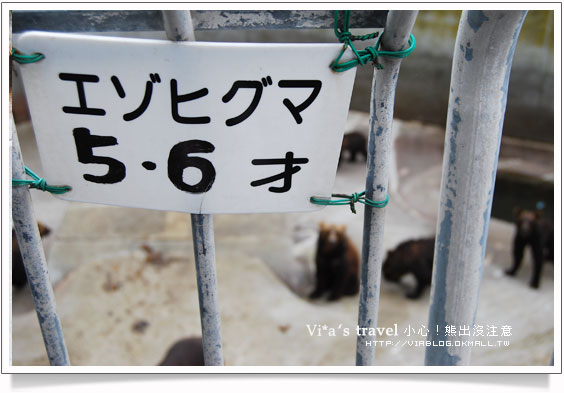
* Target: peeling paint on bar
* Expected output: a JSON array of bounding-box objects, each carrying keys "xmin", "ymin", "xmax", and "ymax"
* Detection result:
[
  {"xmin": 425, "ymin": 10, "xmax": 527, "ymax": 366},
  {"xmin": 356, "ymin": 10, "xmax": 419, "ymax": 366},
  {"xmin": 11, "ymin": 115, "xmax": 70, "ymax": 366},
  {"xmin": 466, "ymin": 11, "xmax": 489, "ymax": 33},
  {"xmin": 163, "ymin": 10, "xmax": 224, "ymax": 366}
]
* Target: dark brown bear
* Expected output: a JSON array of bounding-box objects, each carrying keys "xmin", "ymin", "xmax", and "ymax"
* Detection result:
[
  {"xmin": 339, "ymin": 131, "xmax": 367, "ymax": 164},
  {"xmin": 382, "ymin": 238, "xmax": 435, "ymax": 299},
  {"xmin": 158, "ymin": 337, "xmax": 205, "ymax": 366},
  {"xmin": 12, "ymin": 222, "xmax": 51, "ymax": 289},
  {"xmin": 505, "ymin": 207, "xmax": 554, "ymax": 288},
  {"xmin": 310, "ymin": 223, "xmax": 360, "ymax": 301}
]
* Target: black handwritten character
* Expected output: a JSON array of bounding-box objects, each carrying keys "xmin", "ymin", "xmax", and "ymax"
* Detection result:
[
  {"xmin": 168, "ymin": 140, "xmax": 216, "ymax": 193},
  {"xmin": 278, "ymin": 80, "xmax": 322, "ymax": 124},
  {"xmin": 111, "ymin": 74, "xmax": 162, "ymax": 121},
  {"xmin": 73, "ymin": 127, "xmax": 126, "ymax": 184},
  {"xmin": 170, "ymin": 79, "xmax": 211, "ymax": 124},
  {"xmin": 250, "ymin": 151, "xmax": 308, "ymax": 193},
  {"xmin": 59, "ymin": 73, "xmax": 105, "ymax": 116},
  {"xmin": 222, "ymin": 76, "xmax": 273, "ymax": 126}
]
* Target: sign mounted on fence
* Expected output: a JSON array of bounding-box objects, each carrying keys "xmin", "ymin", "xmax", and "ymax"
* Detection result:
[{"xmin": 16, "ymin": 32, "xmax": 356, "ymax": 214}]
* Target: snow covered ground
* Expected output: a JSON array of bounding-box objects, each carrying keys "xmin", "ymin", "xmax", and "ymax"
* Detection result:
[{"xmin": 10, "ymin": 112, "xmax": 554, "ymax": 367}]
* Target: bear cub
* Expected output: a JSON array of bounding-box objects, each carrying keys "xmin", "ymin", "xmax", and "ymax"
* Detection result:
[
  {"xmin": 382, "ymin": 238, "xmax": 435, "ymax": 299},
  {"xmin": 505, "ymin": 207, "xmax": 553, "ymax": 288},
  {"xmin": 339, "ymin": 131, "xmax": 367, "ymax": 165},
  {"xmin": 158, "ymin": 337, "xmax": 205, "ymax": 366},
  {"xmin": 310, "ymin": 223, "xmax": 360, "ymax": 301}
]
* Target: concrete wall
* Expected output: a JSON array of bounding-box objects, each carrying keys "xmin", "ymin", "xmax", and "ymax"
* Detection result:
[
  {"xmin": 12, "ymin": 10, "xmax": 554, "ymax": 143},
  {"xmin": 196, "ymin": 10, "xmax": 554, "ymax": 143},
  {"xmin": 396, "ymin": 10, "xmax": 554, "ymax": 144}
]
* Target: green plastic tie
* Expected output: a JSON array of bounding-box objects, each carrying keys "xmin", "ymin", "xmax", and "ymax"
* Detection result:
[
  {"xmin": 310, "ymin": 191, "xmax": 389, "ymax": 214},
  {"xmin": 12, "ymin": 167, "xmax": 71, "ymax": 194},
  {"xmin": 330, "ymin": 10, "xmax": 416, "ymax": 72},
  {"xmin": 11, "ymin": 49, "xmax": 44, "ymax": 64}
]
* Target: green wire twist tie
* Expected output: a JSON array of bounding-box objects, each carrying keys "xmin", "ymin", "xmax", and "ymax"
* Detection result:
[
  {"xmin": 330, "ymin": 10, "xmax": 416, "ymax": 72},
  {"xmin": 11, "ymin": 49, "xmax": 44, "ymax": 64},
  {"xmin": 310, "ymin": 191, "xmax": 389, "ymax": 214},
  {"xmin": 12, "ymin": 167, "xmax": 71, "ymax": 194}
]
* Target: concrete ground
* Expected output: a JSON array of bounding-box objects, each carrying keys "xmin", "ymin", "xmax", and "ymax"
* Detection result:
[{"xmin": 10, "ymin": 111, "xmax": 554, "ymax": 367}]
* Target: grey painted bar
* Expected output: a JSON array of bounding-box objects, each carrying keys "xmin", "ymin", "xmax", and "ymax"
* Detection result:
[
  {"xmin": 162, "ymin": 10, "xmax": 224, "ymax": 366},
  {"xmin": 425, "ymin": 10, "xmax": 527, "ymax": 366},
  {"xmin": 11, "ymin": 115, "xmax": 70, "ymax": 366},
  {"xmin": 355, "ymin": 10, "xmax": 418, "ymax": 366}
]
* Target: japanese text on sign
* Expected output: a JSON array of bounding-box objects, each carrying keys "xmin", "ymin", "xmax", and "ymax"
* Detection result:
[{"xmin": 16, "ymin": 32, "xmax": 356, "ymax": 213}]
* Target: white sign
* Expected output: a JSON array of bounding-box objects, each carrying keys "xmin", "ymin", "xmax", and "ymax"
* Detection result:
[{"xmin": 16, "ymin": 32, "xmax": 356, "ymax": 214}]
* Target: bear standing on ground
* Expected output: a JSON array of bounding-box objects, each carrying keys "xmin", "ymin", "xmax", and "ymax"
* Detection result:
[
  {"xmin": 339, "ymin": 131, "xmax": 367, "ymax": 165},
  {"xmin": 382, "ymin": 238, "xmax": 435, "ymax": 299},
  {"xmin": 310, "ymin": 223, "xmax": 360, "ymax": 301},
  {"xmin": 505, "ymin": 207, "xmax": 554, "ymax": 288}
]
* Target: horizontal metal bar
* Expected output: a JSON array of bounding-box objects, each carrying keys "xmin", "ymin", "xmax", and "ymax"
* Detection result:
[{"xmin": 11, "ymin": 10, "xmax": 388, "ymax": 33}]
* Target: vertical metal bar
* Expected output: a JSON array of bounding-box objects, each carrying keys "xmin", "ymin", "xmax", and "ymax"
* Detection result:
[
  {"xmin": 162, "ymin": 10, "xmax": 224, "ymax": 366},
  {"xmin": 190, "ymin": 214, "xmax": 223, "ymax": 366},
  {"xmin": 162, "ymin": 10, "xmax": 196, "ymax": 41},
  {"xmin": 425, "ymin": 10, "xmax": 527, "ymax": 366},
  {"xmin": 356, "ymin": 10, "xmax": 418, "ymax": 366},
  {"xmin": 11, "ymin": 115, "xmax": 70, "ymax": 366}
]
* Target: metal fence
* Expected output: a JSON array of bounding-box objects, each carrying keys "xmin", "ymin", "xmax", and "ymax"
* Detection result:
[{"xmin": 10, "ymin": 9, "xmax": 527, "ymax": 367}]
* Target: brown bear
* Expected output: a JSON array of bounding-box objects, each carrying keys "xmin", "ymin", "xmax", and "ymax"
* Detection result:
[
  {"xmin": 158, "ymin": 337, "xmax": 205, "ymax": 366},
  {"xmin": 310, "ymin": 223, "xmax": 360, "ymax": 301},
  {"xmin": 382, "ymin": 238, "xmax": 435, "ymax": 299},
  {"xmin": 505, "ymin": 207, "xmax": 554, "ymax": 288},
  {"xmin": 12, "ymin": 221, "xmax": 51, "ymax": 289},
  {"xmin": 339, "ymin": 131, "xmax": 367, "ymax": 165}
]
